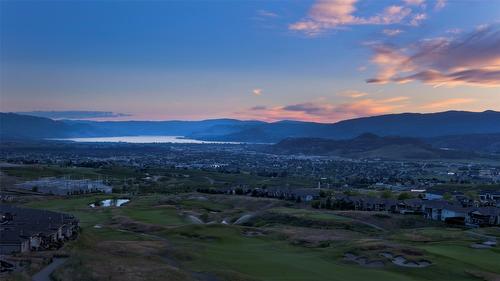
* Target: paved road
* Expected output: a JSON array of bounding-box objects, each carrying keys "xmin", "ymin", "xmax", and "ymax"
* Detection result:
[{"xmin": 32, "ymin": 258, "xmax": 67, "ymax": 281}]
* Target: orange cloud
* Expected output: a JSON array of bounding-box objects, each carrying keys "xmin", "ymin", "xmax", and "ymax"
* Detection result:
[
  {"xmin": 340, "ymin": 90, "xmax": 368, "ymax": 98},
  {"xmin": 367, "ymin": 25, "xmax": 500, "ymax": 87},
  {"xmin": 234, "ymin": 96, "xmax": 409, "ymax": 123}
]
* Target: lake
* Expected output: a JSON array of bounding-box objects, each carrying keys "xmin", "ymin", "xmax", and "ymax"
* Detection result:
[{"xmin": 56, "ymin": 135, "xmax": 240, "ymax": 144}]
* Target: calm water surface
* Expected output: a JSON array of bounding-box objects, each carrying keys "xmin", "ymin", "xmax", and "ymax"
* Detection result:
[{"xmin": 57, "ymin": 135, "xmax": 239, "ymax": 144}]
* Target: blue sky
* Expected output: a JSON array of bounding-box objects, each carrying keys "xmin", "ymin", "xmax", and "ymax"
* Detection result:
[{"xmin": 1, "ymin": 0, "xmax": 499, "ymax": 122}]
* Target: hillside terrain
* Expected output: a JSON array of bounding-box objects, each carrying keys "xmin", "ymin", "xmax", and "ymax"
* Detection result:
[
  {"xmin": 2, "ymin": 111, "xmax": 500, "ymax": 156},
  {"xmin": 268, "ymin": 134, "xmax": 480, "ymax": 159}
]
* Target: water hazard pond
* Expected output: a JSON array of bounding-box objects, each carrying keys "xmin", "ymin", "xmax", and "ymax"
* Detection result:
[{"xmin": 89, "ymin": 198, "xmax": 130, "ymax": 208}]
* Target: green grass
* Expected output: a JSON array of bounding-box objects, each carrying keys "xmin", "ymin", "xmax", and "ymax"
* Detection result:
[
  {"xmin": 88, "ymin": 226, "xmax": 153, "ymax": 241},
  {"xmin": 269, "ymin": 207, "xmax": 351, "ymax": 221},
  {"xmin": 392, "ymin": 227, "xmax": 471, "ymax": 242},
  {"xmin": 20, "ymin": 194, "xmax": 500, "ymax": 281},
  {"xmin": 120, "ymin": 207, "xmax": 187, "ymax": 226},
  {"xmin": 2, "ymin": 165, "xmax": 142, "ymax": 182},
  {"xmin": 24, "ymin": 194, "xmax": 117, "ymax": 227},
  {"xmin": 166, "ymin": 224, "xmax": 478, "ymax": 281},
  {"xmin": 180, "ymin": 199, "xmax": 231, "ymax": 212},
  {"xmin": 2, "ymin": 166, "xmax": 99, "ymax": 180},
  {"xmin": 472, "ymin": 226, "xmax": 500, "ymax": 238},
  {"xmin": 421, "ymin": 244, "xmax": 500, "ymax": 274}
]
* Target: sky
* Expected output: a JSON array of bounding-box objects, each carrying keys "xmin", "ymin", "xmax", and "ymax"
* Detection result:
[{"xmin": 1, "ymin": 0, "xmax": 499, "ymax": 122}]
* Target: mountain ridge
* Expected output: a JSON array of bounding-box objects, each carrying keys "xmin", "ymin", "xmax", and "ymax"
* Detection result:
[{"xmin": 1, "ymin": 111, "xmax": 500, "ymax": 145}]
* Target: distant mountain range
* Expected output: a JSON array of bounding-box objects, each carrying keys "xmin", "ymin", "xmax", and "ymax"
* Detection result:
[
  {"xmin": 1, "ymin": 111, "xmax": 500, "ymax": 154},
  {"xmin": 194, "ymin": 110, "xmax": 500, "ymax": 142}
]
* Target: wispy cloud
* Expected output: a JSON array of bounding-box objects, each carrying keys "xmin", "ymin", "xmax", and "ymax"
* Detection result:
[
  {"xmin": 235, "ymin": 96, "xmax": 409, "ymax": 122},
  {"xmin": 289, "ymin": 0, "xmax": 428, "ymax": 36},
  {"xmin": 446, "ymin": 28, "xmax": 462, "ymax": 34},
  {"xmin": 404, "ymin": 0, "xmax": 426, "ymax": 6},
  {"xmin": 250, "ymin": 105, "xmax": 267, "ymax": 110},
  {"xmin": 16, "ymin": 110, "xmax": 131, "ymax": 120},
  {"xmin": 366, "ymin": 24, "xmax": 500, "ymax": 87},
  {"xmin": 257, "ymin": 10, "xmax": 279, "ymax": 18},
  {"xmin": 339, "ymin": 90, "xmax": 368, "ymax": 98},
  {"xmin": 252, "ymin": 88, "xmax": 263, "ymax": 96},
  {"xmin": 421, "ymin": 98, "xmax": 475, "ymax": 109},
  {"xmin": 382, "ymin": 29, "xmax": 403, "ymax": 36},
  {"xmin": 434, "ymin": 0, "xmax": 446, "ymax": 11},
  {"xmin": 409, "ymin": 13, "xmax": 426, "ymax": 26}
]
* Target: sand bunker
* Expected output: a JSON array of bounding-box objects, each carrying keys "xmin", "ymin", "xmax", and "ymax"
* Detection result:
[
  {"xmin": 343, "ymin": 253, "xmax": 385, "ymax": 268},
  {"xmin": 379, "ymin": 252, "xmax": 432, "ymax": 268},
  {"xmin": 470, "ymin": 240, "xmax": 496, "ymax": 249}
]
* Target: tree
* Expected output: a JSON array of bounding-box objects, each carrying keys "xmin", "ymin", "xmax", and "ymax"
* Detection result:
[
  {"xmin": 343, "ymin": 190, "xmax": 359, "ymax": 196},
  {"xmin": 325, "ymin": 197, "xmax": 332, "ymax": 209},
  {"xmin": 465, "ymin": 190, "xmax": 478, "ymax": 200},
  {"xmin": 380, "ymin": 190, "xmax": 393, "ymax": 199},
  {"xmin": 397, "ymin": 192, "xmax": 412, "ymax": 200},
  {"xmin": 443, "ymin": 192, "xmax": 452, "ymax": 201},
  {"xmin": 311, "ymin": 200, "xmax": 321, "ymax": 209},
  {"xmin": 319, "ymin": 190, "xmax": 327, "ymax": 198}
]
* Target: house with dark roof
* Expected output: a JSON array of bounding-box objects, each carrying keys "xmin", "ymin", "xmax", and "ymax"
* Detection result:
[
  {"xmin": 422, "ymin": 200, "xmax": 467, "ymax": 222},
  {"xmin": 479, "ymin": 190, "xmax": 500, "ymax": 202},
  {"xmin": 398, "ymin": 198, "xmax": 424, "ymax": 214},
  {"xmin": 0, "ymin": 231, "xmax": 30, "ymax": 254},
  {"xmin": 0, "ymin": 205, "xmax": 79, "ymax": 254},
  {"xmin": 466, "ymin": 207, "xmax": 500, "ymax": 226}
]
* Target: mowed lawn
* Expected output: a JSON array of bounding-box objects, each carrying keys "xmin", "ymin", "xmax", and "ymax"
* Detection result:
[
  {"xmin": 421, "ymin": 244, "xmax": 500, "ymax": 273},
  {"xmin": 269, "ymin": 207, "xmax": 352, "ymax": 221},
  {"xmin": 167, "ymin": 225, "xmax": 482, "ymax": 281},
  {"xmin": 22, "ymin": 194, "xmax": 500, "ymax": 281},
  {"xmin": 24, "ymin": 194, "xmax": 115, "ymax": 227},
  {"xmin": 119, "ymin": 207, "xmax": 187, "ymax": 226}
]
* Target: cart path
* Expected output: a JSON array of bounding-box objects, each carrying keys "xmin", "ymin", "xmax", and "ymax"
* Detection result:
[{"xmin": 32, "ymin": 258, "xmax": 68, "ymax": 281}]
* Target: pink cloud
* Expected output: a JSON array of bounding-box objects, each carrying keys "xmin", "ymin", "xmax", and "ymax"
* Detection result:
[
  {"xmin": 289, "ymin": 0, "xmax": 424, "ymax": 35},
  {"xmin": 367, "ymin": 24, "xmax": 500, "ymax": 87},
  {"xmin": 404, "ymin": 0, "xmax": 425, "ymax": 6},
  {"xmin": 234, "ymin": 96, "xmax": 409, "ymax": 122},
  {"xmin": 340, "ymin": 90, "xmax": 368, "ymax": 98},
  {"xmin": 421, "ymin": 98, "xmax": 475, "ymax": 109},
  {"xmin": 252, "ymin": 88, "xmax": 263, "ymax": 96},
  {"xmin": 409, "ymin": 13, "xmax": 427, "ymax": 26},
  {"xmin": 434, "ymin": 0, "xmax": 446, "ymax": 11}
]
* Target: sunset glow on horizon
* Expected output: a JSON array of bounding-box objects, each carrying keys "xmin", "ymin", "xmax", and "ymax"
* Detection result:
[{"xmin": 1, "ymin": 0, "xmax": 499, "ymax": 122}]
